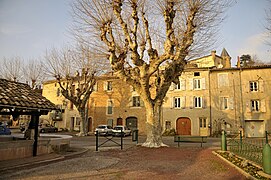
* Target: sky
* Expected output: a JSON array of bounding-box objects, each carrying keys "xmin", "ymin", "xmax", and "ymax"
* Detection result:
[{"xmin": 0, "ymin": 0, "xmax": 270, "ymax": 66}]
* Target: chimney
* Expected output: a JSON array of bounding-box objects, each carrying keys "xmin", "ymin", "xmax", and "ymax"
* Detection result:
[
  {"xmin": 237, "ymin": 56, "xmax": 241, "ymax": 68},
  {"xmin": 211, "ymin": 50, "xmax": 216, "ymax": 58},
  {"xmin": 225, "ymin": 56, "xmax": 232, "ymax": 68}
]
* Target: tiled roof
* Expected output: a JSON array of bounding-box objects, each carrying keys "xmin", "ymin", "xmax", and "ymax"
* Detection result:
[{"xmin": 0, "ymin": 78, "xmax": 56, "ymax": 111}]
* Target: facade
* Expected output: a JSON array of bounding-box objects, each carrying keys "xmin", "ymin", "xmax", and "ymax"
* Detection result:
[
  {"xmin": 42, "ymin": 49, "xmax": 271, "ymax": 137},
  {"xmin": 210, "ymin": 67, "xmax": 271, "ymax": 137},
  {"xmin": 87, "ymin": 74, "xmax": 146, "ymax": 133},
  {"xmin": 42, "ymin": 80, "xmax": 81, "ymax": 131}
]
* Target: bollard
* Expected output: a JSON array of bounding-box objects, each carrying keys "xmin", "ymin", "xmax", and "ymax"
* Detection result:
[
  {"xmin": 95, "ymin": 130, "xmax": 98, "ymax": 151},
  {"xmin": 221, "ymin": 130, "xmax": 227, "ymax": 151},
  {"xmin": 263, "ymin": 143, "xmax": 271, "ymax": 175},
  {"xmin": 132, "ymin": 129, "xmax": 138, "ymax": 144}
]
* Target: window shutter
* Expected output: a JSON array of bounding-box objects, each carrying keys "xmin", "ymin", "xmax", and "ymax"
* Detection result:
[
  {"xmin": 189, "ymin": 79, "xmax": 193, "ymax": 90},
  {"xmin": 181, "ymin": 79, "xmax": 186, "ymax": 90},
  {"xmin": 190, "ymin": 96, "xmax": 194, "ymax": 108},
  {"xmin": 140, "ymin": 97, "xmax": 145, "ymax": 107},
  {"xmin": 246, "ymin": 101, "xmax": 251, "ymax": 113},
  {"xmin": 201, "ymin": 78, "xmax": 206, "ymax": 90},
  {"xmin": 93, "ymin": 83, "xmax": 98, "ymax": 91},
  {"xmin": 129, "ymin": 97, "xmax": 133, "ymax": 107},
  {"xmin": 219, "ymin": 97, "xmax": 224, "ymax": 110},
  {"xmin": 169, "ymin": 83, "xmax": 175, "ymax": 91},
  {"xmin": 181, "ymin": 96, "xmax": 186, "ymax": 108},
  {"xmin": 259, "ymin": 80, "xmax": 264, "ymax": 93},
  {"xmin": 171, "ymin": 97, "xmax": 175, "ymax": 108},
  {"xmin": 229, "ymin": 97, "xmax": 234, "ymax": 110},
  {"xmin": 261, "ymin": 100, "xmax": 266, "ymax": 112},
  {"xmin": 202, "ymin": 97, "xmax": 206, "ymax": 108},
  {"xmin": 104, "ymin": 82, "xmax": 107, "ymax": 91},
  {"xmin": 245, "ymin": 81, "xmax": 249, "ymax": 93}
]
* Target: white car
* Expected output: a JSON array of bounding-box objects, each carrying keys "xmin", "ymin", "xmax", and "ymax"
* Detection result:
[
  {"xmin": 95, "ymin": 125, "xmax": 113, "ymax": 136},
  {"xmin": 112, "ymin": 126, "xmax": 131, "ymax": 136}
]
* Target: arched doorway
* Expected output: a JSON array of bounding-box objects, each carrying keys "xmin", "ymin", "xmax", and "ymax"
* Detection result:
[
  {"xmin": 126, "ymin": 117, "xmax": 138, "ymax": 131},
  {"xmin": 176, "ymin": 117, "xmax": 191, "ymax": 135}
]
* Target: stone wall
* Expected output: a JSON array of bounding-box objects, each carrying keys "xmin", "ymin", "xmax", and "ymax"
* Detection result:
[{"xmin": 0, "ymin": 140, "xmax": 51, "ymax": 161}]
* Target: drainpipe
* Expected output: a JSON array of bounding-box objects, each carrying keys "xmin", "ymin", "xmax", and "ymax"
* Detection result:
[
  {"xmin": 208, "ymin": 68, "xmax": 212, "ymax": 136},
  {"xmin": 232, "ymin": 72, "xmax": 237, "ymax": 127},
  {"xmin": 238, "ymin": 56, "xmax": 245, "ymax": 133}
]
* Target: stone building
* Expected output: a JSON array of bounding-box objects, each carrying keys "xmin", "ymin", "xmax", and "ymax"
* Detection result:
[{"xmin": 42, "ymin": 49, "xmax": 271, "ymax": 137}]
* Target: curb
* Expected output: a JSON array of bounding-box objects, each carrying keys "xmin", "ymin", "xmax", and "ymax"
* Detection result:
[
  {"xmin": 0, "ymin": 156, "xmax": 64, "ymax": 172},
  {"xmin": 212, "ymin": 151, "xmax": 257, "ymax": 180}
]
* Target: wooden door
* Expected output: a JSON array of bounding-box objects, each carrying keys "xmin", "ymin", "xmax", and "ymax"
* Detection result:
[
  {"xmin": 199, "ymin": 117, "xmax": 208, "ymax": 136},
  {"xmin": 117, "ymin": 118, "xmax": 123, "ymax": 125},
  {"xmin": 176, "ymin": 117, "xmax": 191, "ymax": 135}
]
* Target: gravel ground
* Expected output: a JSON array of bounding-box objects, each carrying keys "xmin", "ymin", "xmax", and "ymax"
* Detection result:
[{"xmin": 2, "ymin": 146, "xmax": 246, "ymax": 180}]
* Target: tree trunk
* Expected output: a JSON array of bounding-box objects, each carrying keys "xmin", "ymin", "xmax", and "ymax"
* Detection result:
[
  {"xmin": 77, "ymin": 108, "xmax": 88, "ymax": 136},
  {"xmin": 142, "ymin": 102, "xmax": 167, "ymax": 148}
]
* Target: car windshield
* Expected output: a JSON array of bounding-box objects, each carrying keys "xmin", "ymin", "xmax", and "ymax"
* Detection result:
[
  {"xmin": 97, "ymin": 126, "xmax": 106, "ymax": 129},
  {"xmin": 114, "ymin": 127, "xmax": 123, "ymax": 130}
]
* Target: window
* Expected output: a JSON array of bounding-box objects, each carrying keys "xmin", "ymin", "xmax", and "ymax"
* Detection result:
[
  {"xmin": 218, "ymin": 73, "xmax": 229, "ymax": 87},
  {"xmin": 107, "ymin": 100, "xmax": 113, "ymax": 114},
  {"xmin": 194, "ymin": 97, "xmax": 203, "ymax": 108},
  {"xmin": 165, "ymin": 121, "xmax": 171, "ymax": 130},
  {"xmin": 251, "ymin": 100, "xmax": 260, "ymax": 112},
  {"xmin": 189, "ymin": 78, "xmax": 205, "ymax": 90},
  {"xmin": 250, "ymin": 81, "xmax": 258, "ymax": 92},
  {"xmin": 175, "ymin": 79, "xmax": 186, "ymax": 90},
  {"xmin": 193, "ymin": 79, "xmax": 201, "ymax": 90},
  {"xmin": 174, "ymin": 97, "xmax": 181, "ymax": 108},
  {"xmin": 173, "ymin": 97, "xmax": 185, "ymax": 108},
  {"xmin": 132, "ymin": 96, "xmax": 141, "ymax": 107},
  {"xmin": 105, "ymin": 81, "xmax": 113, "ymax": 91},
  {"xmin": 199, "ymin": 117, "xmax": 207, "ymax": 128},
  {"xmin": 175, "ymin": 82, "xmax": 181, "ymax": 90},
  {"xmin": 194, "ymin": 72, "xmax": 200, "ymax": 76},
  {"xmin": 221, "ymin": 97, "xmax": 229, "ymax": 110}
]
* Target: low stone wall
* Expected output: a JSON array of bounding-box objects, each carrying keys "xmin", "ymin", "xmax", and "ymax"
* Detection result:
[
  {"xmin": 0, "ymin": 134, "xmax": 72, "ymax": 161},
  {"xmin": 0, "ymin": 140, "xmax": 50, "ymax": 161}
]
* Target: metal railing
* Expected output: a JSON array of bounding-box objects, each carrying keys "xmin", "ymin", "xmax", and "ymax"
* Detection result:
[{"xmin": 227, "ymin": 131, "xmax": 264, "ymax": 166}]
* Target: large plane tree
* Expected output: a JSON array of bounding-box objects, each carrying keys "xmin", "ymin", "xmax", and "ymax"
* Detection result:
[{"xmin": 72, "ymin": 0, "xmax": 232, "ymax": 147}]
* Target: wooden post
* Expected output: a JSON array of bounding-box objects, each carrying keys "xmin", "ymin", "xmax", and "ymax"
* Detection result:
[{"xmin": 33, "ymin": 114, "xmax": 40, "ymax": 156}]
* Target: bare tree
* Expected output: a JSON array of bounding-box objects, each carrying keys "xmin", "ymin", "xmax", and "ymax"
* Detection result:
[
  {"xmin": 72, "ymin": 0, "xmax": 232, "ymax": 147},
  {"xmin": 23, "ymin": 59, "xmax": 46, "ymax": 89},
  {"xmin": 44, "ymin": 45, "xmax": 109, "ymax": 136},
  {"xmin": 0, "ymin": 56, "xmax": 23, "ymax": 82}
]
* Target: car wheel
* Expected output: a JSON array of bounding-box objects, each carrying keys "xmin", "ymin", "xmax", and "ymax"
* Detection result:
[
  {"xmin": 54, "ymin": 129, "xmax": 58, "ymax": 132},
  {"xmin": 40, "ymin": 129, "xmax": 45, "ymax": 133}
]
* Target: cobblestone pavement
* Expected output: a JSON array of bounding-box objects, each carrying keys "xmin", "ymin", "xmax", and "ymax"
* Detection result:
[{"xmin": 1, "ymin": 145, "xmax": 246, "ymax": 180}]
